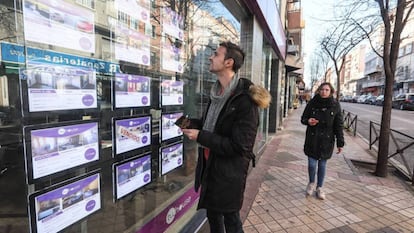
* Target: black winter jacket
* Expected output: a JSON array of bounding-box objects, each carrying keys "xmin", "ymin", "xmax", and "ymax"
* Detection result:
[
  {"xmin": 192, "ymin": 78, "xmax": 270, "ymax": 213},
  {"xmin": 301, "ymin": 94, "xmax": 345, "ymax": 160}
]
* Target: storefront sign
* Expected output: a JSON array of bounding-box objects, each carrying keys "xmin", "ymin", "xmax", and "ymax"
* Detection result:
[
  {"xmin": 136, "ymin": 188, "xmax": 199, "ymax": 233},
  {"xmin": 1, "ymin": 42, "xmax": 119, "ymax": 75}
]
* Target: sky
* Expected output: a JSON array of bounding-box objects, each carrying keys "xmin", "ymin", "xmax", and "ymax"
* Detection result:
[{"xmin": 301, "ymin": 1, "xmax": 336, "ymax": 86}]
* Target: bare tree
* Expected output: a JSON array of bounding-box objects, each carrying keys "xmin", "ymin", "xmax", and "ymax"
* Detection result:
[
  {"xmin": 372, "ymin": 0, "xmax": 414, "ymax": 177},
  {"xmin": 309, "ymin": 49, "xmax": 330, "ymax": 91},
  {"xmin": 338, "ymin": 0, "xmax": 414, "ymax": 177},
  {"xmin": 319, "ymin": 17, "xmax": 368, "ymax": 99}
]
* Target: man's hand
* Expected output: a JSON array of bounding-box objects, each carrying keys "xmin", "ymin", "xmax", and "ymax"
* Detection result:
[
  {"xmin": 336, "ymin": 147, "xmax": 343, "ymax": 154},
  {"xmin": 182, "ymin": 129, "xmax": 200, "ymax": 141}
]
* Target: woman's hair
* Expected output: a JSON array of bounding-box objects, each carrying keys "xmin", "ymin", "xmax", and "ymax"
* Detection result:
[
  {"xmin": 316, "ymin": 82, "xmax": 335, "ymax": 97},
  {"xmin": 219, "ymin": 41, "xmax": 245, "ymax": 72}
]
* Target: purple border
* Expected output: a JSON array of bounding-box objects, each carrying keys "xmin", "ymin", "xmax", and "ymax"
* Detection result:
[{"xmin": 136, "ymin": 188, "xmax": 199, "ymax": 233}]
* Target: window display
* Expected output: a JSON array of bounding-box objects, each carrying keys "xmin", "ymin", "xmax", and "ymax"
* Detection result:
[
  {"xmin": 113, "ymin": 0, "xmax": 151, "ymax": 66},
  {"xmin": 112, "ymin": 115, "xmax": 152, "ymax": 156},
  {"xmin": 113, "ymin": 153, "xmax": 152, "ymax": 200},
  {"xmin": 159, "ymin": 141, "xmax": 183, "ymax": 176},
  {"xmin": 160, "ymin": 79, "xmax": 184, "ymax": 106},
  {"xmin": 23, "ymin": 0, "xmax": 95, "ymax": 53},
  {"xmin": 24, "ymin": 120, "xmax": 100, "ymax": 182},
  {"xmin": 22, "ymin": 61, "xmax": 97, "ymax": 113},
  {"xmin": 113, "ymin": 73, "xmax": 151, "ymax": 108},
  {"xmin": 0, "ymin": 0, "xmax": 245, "ymax": 232},
  {"xmin": 28, "ymin": 171, "xmax": 101, "ymax": 233},
  {"xmin": 160, "ymin": 111, "xmax": 183, "ymax": 143}
]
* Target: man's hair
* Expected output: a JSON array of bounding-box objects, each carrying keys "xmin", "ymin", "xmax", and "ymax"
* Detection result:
[
  {"xmin": 219, "ymin": 41, "xmax": 245, "ymax": 72},
  {"xmin": 316, "ymin": 82, "xmax": 335, "ymax": 96}
]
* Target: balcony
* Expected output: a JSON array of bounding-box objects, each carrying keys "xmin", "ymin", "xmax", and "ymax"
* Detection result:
[
  {"xmin": 287, "ymin": 44, "xmax": 299, "ymax": 55},
  {"xmin": 362, "ymin": 79, "xmax": 384, "ymax": 88}
]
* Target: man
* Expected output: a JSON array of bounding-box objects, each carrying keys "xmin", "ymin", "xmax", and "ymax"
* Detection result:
[{"xmin": 182, "ymin": 41, "xmax": 270, "ymax": 233}]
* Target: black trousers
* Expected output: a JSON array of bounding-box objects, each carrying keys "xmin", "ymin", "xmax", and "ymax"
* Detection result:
[{"xmin": 206, "ymin": 209, "xmax": 244, "ymax": 233}]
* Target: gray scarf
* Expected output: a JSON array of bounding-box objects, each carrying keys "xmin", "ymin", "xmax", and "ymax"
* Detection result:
[{"xmin": 203, "ymin": 77, "xmax": 239, "ymax": 132}]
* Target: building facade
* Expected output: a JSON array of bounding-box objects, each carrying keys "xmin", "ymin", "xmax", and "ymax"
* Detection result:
[
  {"xmin": 0, "ymin": 0, "xmax": 298, "ymax": 232},
  {"xmin": 339, "ymin": 8, "xmax": 414, "ymax": 97}
]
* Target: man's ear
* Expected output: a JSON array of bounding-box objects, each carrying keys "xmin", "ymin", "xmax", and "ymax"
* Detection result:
[{"xmin": 225, "ymin": 58, "xmax": 234, "ymax": 68}]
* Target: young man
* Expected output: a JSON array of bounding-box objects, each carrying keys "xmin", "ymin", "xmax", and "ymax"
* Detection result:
[{"xmin": 182, "ymin": 41, "xmax": 270, "ymax": 233}]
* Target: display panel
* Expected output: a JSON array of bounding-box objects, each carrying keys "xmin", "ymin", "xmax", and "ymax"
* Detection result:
[
  {"xmin": 23, "ymin": 0, "xmax": 95, "ymax": 53},
  {"xmin": 113, "ymin": 0, "xmax": 150, "ymax": 65},
  {"xmin": 28, "ymin": 171, "xmax": 101, "ymax": 233},
  {"xmin": 161, "ymin": 7, "xmax": 184, "ymax": 40},
  {"xmin": 114, "ymin": 73, "xmax": 151, "ymax": 108},
  {"xmin": 22, "ymin": 61, "xmax": 97, "ymax": 113},
  {"xmin": 161, "ymin": 38, "xmax": 185, "ymax": 73},
  {"xmin": 114, "ymin": 23, "xmax": 151, "ymax": 66},
  {"xmin": 160, "ymin": 7, "xmax": 185, "ymax": 73},
  {"xmin": 160, "ymin": 79, "xmax": 184, "ymax": 106},
  {"xmin": 159, "ymin": 141, "xmax": 183, "ymax": 176},
  {"xmin": 113, "ymin": 153, "xmax": 152, "ymax": 200},
  {"xmin": 24, "ymin": 120, "xmax": 100, "ymax": 182},
  {"xmin": 160, "ymin": 111, "xmax": 183, "ymax": 143},
  {"xmin": 113, "ymin": 115, "xmax": 152, "ymax": 156}
]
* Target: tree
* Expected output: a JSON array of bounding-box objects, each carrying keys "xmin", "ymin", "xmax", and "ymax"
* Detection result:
[
  {"xmin": 309, "ymin": 49, "xmax": 330, "ymax": 91},
  {"xmin": 319, "ymin": 16, "xmax": 368, "ymax": 99},
  {"xmin": 372, "ymin": 0, "xmax": 414, "ymax": 177},
  {"xmin": 340, "ymin": 0, "xmax": 414, "ymax": 177}
]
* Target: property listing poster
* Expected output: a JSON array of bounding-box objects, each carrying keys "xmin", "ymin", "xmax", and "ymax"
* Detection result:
[
  {"xmin": 33, "ymin": 173, "xmax": 101, "ymax": 233},
  {"xmin": 161, "ymin": 6, "xmax": 185, "ymax": 73},
  {"xmin": 114, "ymin": 0, "xmax": 151, "ymax": 65},
  {"xmin": 114, "ymin": 73, "xmax": 151, "ymax": 108},
  {"xmin": 161, "ymin": 112, "xmax": 183, "ymax": 142},
  {"xmin": 23, "ymin": 0, "xmax": 95, "ymax": 53},
  {"xmin": 160, "ymin": 79, "xmax": 183, "ymax": 106},
  {"xmin": 24, "ymin": 61, "xmax": 97, "ymax": 112},
  {"xmin": 160, "ymin": 142, "xmax": 183, "ymax": 175},
  {"xmin": 161, "ymin": 7, "xmax": 184, "ymax": 40},
  {"xmin": 29, "ymin": 122, "xmax": 99, "ymax": 179},
  {"xmin": 115, "ymin": 0, "xmax": 150, "ymax": 24},
  {"xmin": 114, "ymin": 23, "xmax": 151, "ymax": 66},
  {"xmin": 115, "ymin": 154, "xmax": 151, "ymax": 199},
  {"xmin": 161, "ymin": 38, "xmax": 185, "ymax": 73},
  {"xmin": 114, "ymin": 116, "xmax": 151, "ymax": 155}
]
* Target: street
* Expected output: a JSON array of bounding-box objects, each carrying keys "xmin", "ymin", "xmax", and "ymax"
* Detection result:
[{"xmin": 341, "ymin": 102, "xmax": 414, "ymax": 178}]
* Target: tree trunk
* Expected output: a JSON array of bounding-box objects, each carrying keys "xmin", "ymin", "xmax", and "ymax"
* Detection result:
[{"xmin": 375, "ymin": 75, "xmax": 392, "ymax": 177}]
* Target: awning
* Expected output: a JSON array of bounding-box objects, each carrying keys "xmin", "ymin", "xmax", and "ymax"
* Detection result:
[{"xmin": 285, "ymin": 54, "xmax": 303, "ymax": 72}]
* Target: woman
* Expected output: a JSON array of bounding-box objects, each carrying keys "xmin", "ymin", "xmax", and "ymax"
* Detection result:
[{"xmin": 300, "ymin": 82, "xmax": 344, "ymax": 200}]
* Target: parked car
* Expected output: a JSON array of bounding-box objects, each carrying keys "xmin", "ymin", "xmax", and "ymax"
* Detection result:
[
  {"xmin": 340, "ymin": 95, "xmax": 353, "ymax": 102},
  {"xmin": 375, "ymin": 95, "xmax": 384, "ymax": 106},
  {"xmin": 352, "ymin": 95, "xmax": 360, "ymax": 103},
  {"xmin": 364, "ymin": 95, "xmax": 377, "ymax": 105},
  {"xmin": 392, "ymin": 93, "xmax": 414, "ymax": 110},
  {"xmin": 357, "ymin": 94, "xmax": 368, "ymax": 103}
]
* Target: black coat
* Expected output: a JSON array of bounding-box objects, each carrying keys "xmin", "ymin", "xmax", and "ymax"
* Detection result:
[
  {"xmin": 301, "ymin": 95, "xmax": 345, "ymax": 160},
  {"xmin": 192, "ymin": 78, "xmax": 268, "ymax": 213}
]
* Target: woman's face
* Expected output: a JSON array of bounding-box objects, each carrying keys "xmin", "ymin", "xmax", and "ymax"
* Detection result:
[{"xmin": 319, "ymin": 85, "xmax": 331, "ymax": 98}]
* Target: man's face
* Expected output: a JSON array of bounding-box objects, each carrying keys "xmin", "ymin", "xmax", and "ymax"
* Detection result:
[{"xmin": 209, "ymin": 46, "xmax": 228, "ymax": 73}]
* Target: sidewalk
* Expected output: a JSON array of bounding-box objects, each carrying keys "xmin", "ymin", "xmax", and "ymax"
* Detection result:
[{"xmin": 241, "ymin": 104, "xmax": 414, "ymax": 233}]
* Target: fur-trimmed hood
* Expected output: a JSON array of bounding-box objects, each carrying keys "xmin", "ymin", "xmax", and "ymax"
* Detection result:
[
  {"xmin": 249, "ymin": 84, "xmax": 272, "ymax": 109},
  {"xmin": 238, "ymin": 78, "xmax": 271, "ymax": 109}
]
